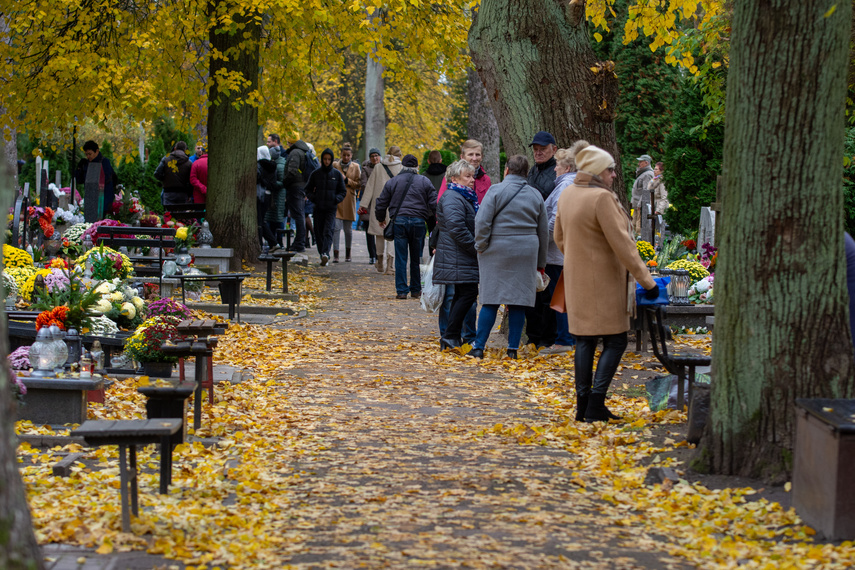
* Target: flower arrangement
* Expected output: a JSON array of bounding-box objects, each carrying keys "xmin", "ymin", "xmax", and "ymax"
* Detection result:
[
  {"xmin": 646, "ymin": 259, "xmax": 658, "ymax": 268},
  {"xmin": 6, "ymin": 266, "xmax": 37, "ymax": 295},
  {"xmin": 666, "ymin": 259, "xmax": 710, "ymax": 284},
  {"xmin": 31, "ymin": 273, "xmax": 101, "ymax": 331},
  {"xmin": 20, "ymin": 268, "xmax": 52, "ymax": 301},
  {"xmin": 63, "ymin": 222, "xmax": 93, "ymax": 245},
  {"xmin": 95, "ymin": 283, "xmax": 145, "ymax": 329},
  {"xmin": 123, "ymin": 315, "xmax": 181, "ymax": 363},
  {"xmin": 75, "ymin": 246, "xmax": 134, "ymax": 280},
  {"xmin": 53, "ymin": 206, "xmax": 84, "ymax": 226},
  {"xmin": 81, "ymin": 219, "xmax": 133, "ymax": 244},
  {"xmin": 139, "ymin": 213, "xmax": 161, "ymax": 227},
  {"xmin": 688, "ymin": 275, "xmax": 714, "ymax": 304},
  {"xmin": 9, "ymin": 345, "xmax": 31, "ymax": 371},
  {"xmin": 43, "ymin": 268, "xmax": 70, "ymax": 294},
  {"xmin": 636, "ymin": 240, "xmax": 655, "ymax": 262},
  {"xmin": 28, "ymin": 206, "xmax": 55, "ymax": 239},
  {"xmin": 107, "ymin": 190, "xmax": 143, "ymax": 225},
  {"xmin": 681, "ymin": 239, "xmax": 697, "ymax": 252},
  {"xmin": 3, "ymin": 270, "xmax": 19, "ymax": 298},
  {"xmin": 89, "ymin": 315, "xmax": 119, "ymax": 336},
  {"xmin": 146, "ymin": 298, "xmax": 192, "ymax": 320},
  {"xmin": 700, "ymin": 242, "xmax": 717, "ymax": 272},
  {"xmin": 36, "ymin": 305, "xmax": 69, "ymax": 330},
  {"xmin": 3, "ymin": 244, "xmax": 34, "ymax": 268}
]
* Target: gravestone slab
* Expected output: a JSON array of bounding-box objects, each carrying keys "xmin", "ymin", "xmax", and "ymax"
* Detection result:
[
  {"xmin": 20, "ymin": 376, "xmax": 104, "ymax": 425},
  {"xmin": 699, "ymin": 207, "xmax": 715, "ymax": 247}
]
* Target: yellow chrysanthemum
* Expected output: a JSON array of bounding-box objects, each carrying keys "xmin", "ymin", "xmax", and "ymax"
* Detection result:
[
  {"xmin": 75, "ymin": 247, "xmax": 134, "ymax": 277},
  {"xmin": 666, "ymin": 259, "xmax": 710, "ymax": 284},
  {"xmin": 3, "ymin": 244, "xmax": 34, "ymax": 269},
  {"xmin": 20, "ymin": 268, "xmax": 53, "ymax": 301}
]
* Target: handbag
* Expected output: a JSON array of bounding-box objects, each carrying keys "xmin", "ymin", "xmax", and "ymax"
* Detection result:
[
  {"xmin": 636, "ymin": 276, "xmax": 671, "ymax": 306},
  {"xmin": 550, "ymin": 271, "xmax": 566, "ymax": 313},
  {"xmin": 383, "ymin": 173, "xmax": 415, "ymax": 241}
]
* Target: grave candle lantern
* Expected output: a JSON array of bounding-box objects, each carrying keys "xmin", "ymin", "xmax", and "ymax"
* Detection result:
[
  {"xmin": 673, "ymin": 269, "xmax": 691, "ymax": 305},
  {"xmin": 29, "ymin": 328, "xmax": 56, "ymax": 377}
]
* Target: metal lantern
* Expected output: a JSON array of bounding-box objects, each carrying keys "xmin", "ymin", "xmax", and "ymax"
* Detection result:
[
  {"xmin": 64, "ymin": 328, "xmax": 82, "ymax": 369},
  {"xmin": 82, "ymin": 233, "xmax": 94, "ymax": 251},
  {"xmin": 29, "ymin": 328, "xmax": 56, "ymax": 377},
  {"xmin": 672, "ymin": 269, "xmax": 692, "ymax": 306},
  {"xmin": 198, "ymin": 220, "xmax": 214, "ymax": 248},
  {"xmin": 658, "ymin": 268, "xmax": 674, "ymax": 304}
]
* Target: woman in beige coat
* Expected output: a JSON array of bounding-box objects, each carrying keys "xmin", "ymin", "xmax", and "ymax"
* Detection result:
[
  {"xmin": 554, "ymin": 145, "xmax": 659, "ymax": 422},
  {"xmin": 358, "ymin": 146, "xmax": 403, "ymax": 274}
]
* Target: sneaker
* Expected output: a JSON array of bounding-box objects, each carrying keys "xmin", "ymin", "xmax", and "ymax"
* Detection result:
[
  {"xmin": 539, "ymin": 344, "xmax": 574, "ymax": 355},
  {"xmin": 320, "ymin": 254, "xmax": 329, "ymax": 266}
]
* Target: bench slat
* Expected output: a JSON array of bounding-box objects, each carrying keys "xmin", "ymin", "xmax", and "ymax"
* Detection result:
[{"xmin": 73, "ymin": 419, "xmax": 182, "ymax": 439}]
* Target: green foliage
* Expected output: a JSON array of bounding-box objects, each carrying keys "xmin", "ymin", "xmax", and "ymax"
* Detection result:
[
  {"xmin": 662, "ymin": 81, "xmax": 724, "ymax": 235},
  {"xmin": 17, "ymin": 133, "xmax": 73, "ymax": 192},
  {"xmin": 152, "ymin": 117, "xmax": 196, "ymax": 153},
  {"xmin": 842, "ymin": 127, "xmax": 855, "ymax": 235},
  {"xmin": 117, "ymin": 144, "xmax": 164, "ymax": 214},
  {"xmin": 419, "ymin": 150, "xmax": 459, "ymax": 172}
]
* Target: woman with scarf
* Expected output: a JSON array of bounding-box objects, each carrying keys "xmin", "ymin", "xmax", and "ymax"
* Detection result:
[
  {"xmin": 433, "ymin": 160, "xmax": 480, "ymax": 350},
  {"xmin": 256, "ymin": 145, "xmax": 279, "ymax": 251}
]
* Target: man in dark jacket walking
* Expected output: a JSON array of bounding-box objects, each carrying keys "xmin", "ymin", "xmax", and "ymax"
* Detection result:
[
  {"xmin": 375, "ymin": 154, "xmax": 438, "ymax": 299},
  {"xmin": 284, "ymin": 135, "xmax": 313, "ymax": 252},
  {"xmin": 305, "ymin": 148, "xmax": 346, "ymax": 266},
  {"xmin": 154, "ymin": 141, "xmax": 192, "ymax": 205},
  {"xmin": 74, "ymin": 140, "xmax": 118, "ymax": 222},
  {"xmin": 527, "ymin": 131, "xmax": 557, "ymax": 200}
]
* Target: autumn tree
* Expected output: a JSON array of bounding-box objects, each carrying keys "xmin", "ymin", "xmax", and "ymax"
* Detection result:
[{"xmin": 698, "ymin": 0, "xmax": 855, "ymax": 481}]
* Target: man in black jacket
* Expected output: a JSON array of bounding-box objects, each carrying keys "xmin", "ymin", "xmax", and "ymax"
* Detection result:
[
  {"xmin": 527, "ymin": 131, "xmax": 557, "ymax": 200},
  {"xmin": 375, "ymin": 154, "xmax": 438, "ymax": 299},
  {"xmin": 154, "ymin": 141, "xmax": 192, "ymax": 205},
  {"xmin": 305, "ymin": 148, "xmax": 346, "ymax": 266},
  {"xmin": 283, "ymin": 135, "xmax": 312, "ymax": 252}
]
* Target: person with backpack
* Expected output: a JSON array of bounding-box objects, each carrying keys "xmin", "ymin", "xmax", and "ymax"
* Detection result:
[
  {"xmin": 154, "ymin": 141, "xmax": 192, "ymax": 206},
  {"xmin": 283, "ymin": 133, "xmax": 318, "ymax": 253}
]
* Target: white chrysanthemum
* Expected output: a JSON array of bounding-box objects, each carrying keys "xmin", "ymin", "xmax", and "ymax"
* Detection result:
[
  {"xmin": 94, "ymin": 298, "xmax": 113, "ymax": 314},
  {"xmin": 120, "ymin": 302, "xmax": 136, "ymax": 320},
  {"xmin": 131, "ymin": 296, "xmax": 145, "ymax": 312},
  {"xmin": 109, "ymin": 291, "xmax": 124, "ymax": 303}
]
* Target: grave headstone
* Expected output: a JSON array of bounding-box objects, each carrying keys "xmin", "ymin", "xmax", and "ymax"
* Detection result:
[
  {"xmin": 83, "ymin": 161, "xmax": 104, "ymax": 223},
  {"xmin": 699, "ymin": 207, "xmax": 715, "ymax": 247}
]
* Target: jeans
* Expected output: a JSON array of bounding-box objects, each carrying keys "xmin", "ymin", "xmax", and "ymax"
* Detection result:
[
  {"xmin": 545, "ymin": 264, "xmax": 575, "ymax": 346},
  {"xmin": 574, "ymin": 332, "xmax": 628, "ymax": 397},
  {"xmin": 441, "ymin": 282, "xmax": 478, "ymax": 343},
  {"xmin": 285, "ymin": 188, "xmax": 306, "ymax": 251},
  {"xmin": 313, "ymin": 208, "xmax": 337, "ymax": 258},
  {"xmin": 256, "ymin": 199, "xmax": 277, "ymax": 248},
  {"xmin": 393, "ymin": 216, "xmax": 425, "ymax": 295},
  {"xmin": 474, "ymin": 304, "xmax": 526, "ymax": 350},
  {"xmin": 333, "ymin": 218, "xmax": 353, "ymax": 251},
  {"xmin": 439, "ymin": 284, "xmax": 476, "ymax": 343}
]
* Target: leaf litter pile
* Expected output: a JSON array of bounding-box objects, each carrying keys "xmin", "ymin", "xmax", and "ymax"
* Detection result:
[{"xmin": 16, "ymin": 267, "xmax": 855, "ymax": 569}]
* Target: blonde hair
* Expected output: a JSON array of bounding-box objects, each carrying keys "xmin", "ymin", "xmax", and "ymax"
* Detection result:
[
  {"xmin": 460, "ymin": 139, "xmax": 483, "ymax": 155},
  {"xmin": 388, "ymin": 146, "xmax": 402, "ymax": 158},
  {"xmin": 555, "ymin": 139, "xmax": 590, "ymax": 171}
]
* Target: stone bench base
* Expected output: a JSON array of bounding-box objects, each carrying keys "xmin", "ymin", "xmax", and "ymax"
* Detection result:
[{"xmin": 19, "ymin": 376, "xmax": 104, "ymax": 425}]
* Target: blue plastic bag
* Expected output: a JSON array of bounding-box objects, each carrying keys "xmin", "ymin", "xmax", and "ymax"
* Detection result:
[{"xmin": 636, "ymin": 276, "xmax": 670, "ymax": 306}]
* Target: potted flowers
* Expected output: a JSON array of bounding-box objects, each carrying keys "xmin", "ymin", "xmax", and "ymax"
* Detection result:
[{"xmin": 123, "ymin": 315, "xmax": 181, "ymax": 377}]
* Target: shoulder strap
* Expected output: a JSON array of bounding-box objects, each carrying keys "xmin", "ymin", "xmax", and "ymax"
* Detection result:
[
  {"xmin": 382, "ymin": 164, "xmax": 394, "ymax": 179},
  {"xmin": 492, "ymin": 182, "xmax": 527, "ymax": 221},
  {"xmin": 389, "ymin": 172, "xmax": 416, "ymax": 220}
]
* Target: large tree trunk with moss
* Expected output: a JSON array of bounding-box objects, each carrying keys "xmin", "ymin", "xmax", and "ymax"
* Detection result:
[
  {"xmin": 469, "ymin": 0, "xmax": 624, "ymax": 204},
  {"xmin": 467, "ymin": 67, "xmax": 501, "ymax": 181},
  {"xmin": 207, "ymin": 2, "xmax": 261, "ymax": 264},
  {"xmin": 700, "ymin": 0, "xmax": 855, "ymax": 482},
  {"xmin": 0, "ymin": 162, "xmax": 43, "ymax": 569}
]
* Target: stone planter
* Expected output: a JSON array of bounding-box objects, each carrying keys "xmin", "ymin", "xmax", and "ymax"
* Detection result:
[{"xmin": 141, "ymin": 361, "xmax": 174, "ymax": 378}]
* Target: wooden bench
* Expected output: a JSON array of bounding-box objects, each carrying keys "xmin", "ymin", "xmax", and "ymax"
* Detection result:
[
  {"xmin": 96, "ymin": 226, "xmax": 177, "ymax": 292},
  {"xmin": 162, "ymin": 321, "xmax": 223, "ymax": 430},
  {"xmin": 71, "ymin": 419, "xmax": 183, "ymax": 532},
  {"xmin": 644, "ymin": 306, "xmax": 712, "ymax": 411},
  {"xmin": 137, "ymin": 378, "xmax": 197, "ymax": 445},
  {"xmin": 257, "ymin": 250, "xmax": 297, "ymax": 293},
  {"xmin": 173, "ymin": 272, "xmax": 250, "ymax": 321}
]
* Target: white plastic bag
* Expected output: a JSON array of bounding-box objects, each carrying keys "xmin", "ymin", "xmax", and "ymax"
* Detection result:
[
  {"xmin": 420, "ymin": 256, "xmax": 445, "ymax": 314},
  {"xmin": 535, "ymin": 271, "xmax": 551, "ymax": 292}
]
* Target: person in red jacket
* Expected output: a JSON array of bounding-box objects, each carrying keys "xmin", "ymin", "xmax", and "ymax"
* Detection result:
[
  {"xmin": 436, "ymin": 139, "xmax": 492, "ymax": 204},
  {"xmin": 190, "ymin": 148, "xmax": 208, "ymax": 204}
]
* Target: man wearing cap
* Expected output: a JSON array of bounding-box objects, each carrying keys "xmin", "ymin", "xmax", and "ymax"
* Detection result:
[
  {"xmin": 631, "ymin": 154, "xmax": 655, "ymax": 239},
  {"xmin": 375, "ymin": 154, "xmax": 437, "ymax": 299},
  {"xmin": 527, "ymin": 131, "xmax": 558, "ymax": 201}
]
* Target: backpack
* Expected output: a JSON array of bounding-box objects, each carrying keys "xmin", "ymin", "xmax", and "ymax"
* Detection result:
[{"xmin": 302, "ymin": 148, "xmax": 320, "ymax": 182}]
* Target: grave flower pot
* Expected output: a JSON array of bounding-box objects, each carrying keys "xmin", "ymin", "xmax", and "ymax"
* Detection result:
[{"xmin": 141, "ymin": 361, "xmax": 174, "ymax": 378}]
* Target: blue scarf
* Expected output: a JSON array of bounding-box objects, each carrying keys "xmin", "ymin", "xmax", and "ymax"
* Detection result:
[{"xmin": 447, "ymin": 181, "xmax": 479, "ymax": 212}]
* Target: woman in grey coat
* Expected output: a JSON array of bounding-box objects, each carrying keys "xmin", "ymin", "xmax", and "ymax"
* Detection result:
[
  {"xmin": 434, "ymin": 160, "xmax": 479, "ymax": 351},
  {"xmin": 469, "ymin": 155, "xmax": 548, "ymax": 359}
]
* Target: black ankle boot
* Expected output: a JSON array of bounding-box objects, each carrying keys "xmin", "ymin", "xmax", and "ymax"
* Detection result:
[
  {"xmin": 506, "ymin": 349, "xmax": 518, "ymax": 359},
  {"xmin": 575, "ymin": 394, "xmax": 589, "ymax": 422},
  {"xmin": 440, "ymin": 338, "xmax": 461, "ymax": 351},
  {"xmin": 468, "ymin": 348, "xmax": 484, "ymax": 359},
  {"xmin": 584, "ymin": 392, "xmax": 617, "ymax": 422}
]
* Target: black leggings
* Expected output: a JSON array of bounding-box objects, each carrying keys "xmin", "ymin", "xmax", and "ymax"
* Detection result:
[
  {"xmin": 574, "ymin": 332, "xmax": 628, "ymax": 397},
  {"xmin": 442, "ymin": 282, "xmax": 478, "ymax": 343}
]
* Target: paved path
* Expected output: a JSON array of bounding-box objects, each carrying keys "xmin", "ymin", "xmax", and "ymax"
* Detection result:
[{"xmin": 40, "ymin": 239, "xmax": 688, "ymax": 569}]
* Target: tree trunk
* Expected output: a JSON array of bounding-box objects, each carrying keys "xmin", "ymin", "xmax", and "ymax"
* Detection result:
[
  {"xmin": 699, "ymin": 0, "xmax": 855, "ymax": 482},
  {"xmin": 467, "ymin": 67, "xmax": 501, "ymax": 180},
  {"xmin": 207, "ymin": 1, "xmax": 261, "ymax": 264},
  {"xmin": 469, "ymin": 0, "xmax": 625, "ymax": 204},
  {"xmin": 0, "ymin": 161, "xmax": 43, "ymax": 569},
  {"xmin": 364, "ymin": 53, "xmax": 386, "ymax": 160}
]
